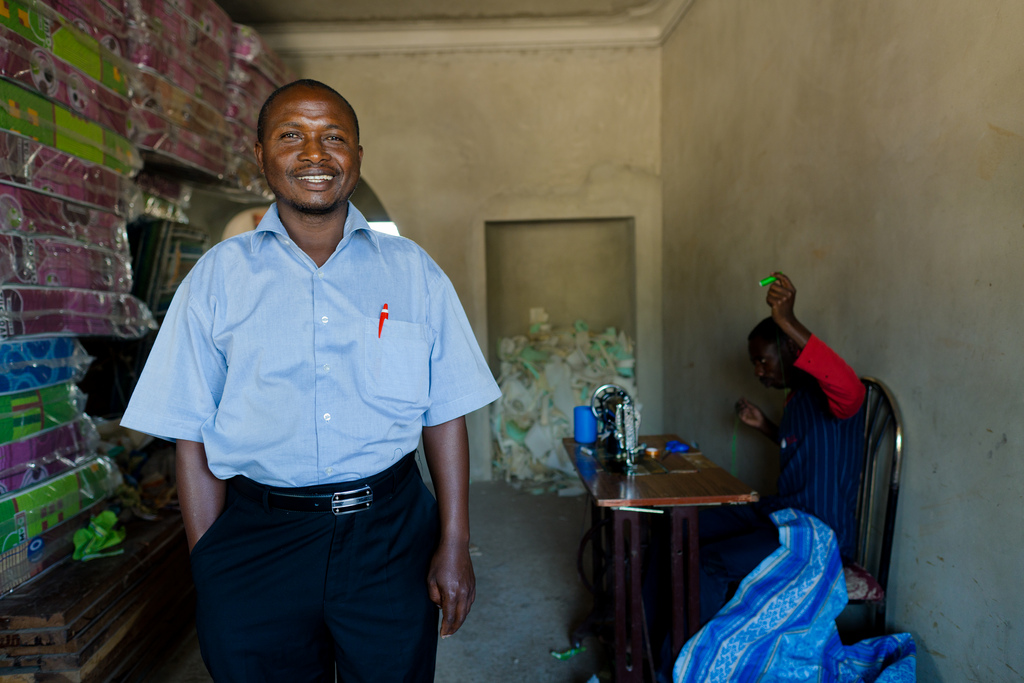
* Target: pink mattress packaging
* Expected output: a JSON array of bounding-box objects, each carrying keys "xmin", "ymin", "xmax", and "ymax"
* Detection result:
[
  {"xmin": 231, "ymin": 24, "xmax": 296, "ymax": 88},
  {"xmin": 0, "ymin": 132, "xmax": 139, "ymax": 216},
  {"xmin": 0, "ymin": 27, "xmax": 131, "ymax": 137},
  {"xmin": 0, "ymin": 79, "xmax": 142, "ymax": 178},
  {"xmin": 130, "ymin": 69, "xmax": 230, "ymax": 177},
  {"xmin": 0, "ymin": 285, "xmax": 156, "ymax": 340},
  {"xmin": 227, "ymin": 121, "xmax": 254, "ymax": 157},
  {"xmin": 134, "ymin": 70, "xmax": 228, "ymax": 139},
  {"xmin": 0, "ymin": 417, "xmax": 98, "ymax": 495},
  {"xmin": 125, "ymin": 0, "xmax": 232, "ymax": 84},
  {"xmin": 0, "ymin": 0, "xmax": 130, "ymax": 99},
  {"xmin": 36, "ymin": 0, "xmax": 129, "ymax": 58},
  {"xmin": 135, "ymin": 170, "xmax": 192, "ymax": 222},
  {"xmin": 225, "ymin": 25, "xmax": 295, "ymax": 182},
  {"xmin": 0, "ymin": 234, "xmax": 133, "ymax": 293},
  {"xmin": 0, "ymin": 182, "xmax": 127, "ymax": 251},
  {"xmin": 131, "ymin": 107, "xmax": 229, "ymax": 178},
  {"xmin": 225, "ymin": 75, "xmax": 273, "ymax": 131},
  {"xmin": 226, "ymin": 153, "xmax": 272, "ymax": 200}
]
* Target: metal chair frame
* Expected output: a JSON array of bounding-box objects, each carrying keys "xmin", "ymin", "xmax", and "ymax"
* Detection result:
[{"xmin": 849, "ymin": 377, "xmax": 904, "ymax": 632}]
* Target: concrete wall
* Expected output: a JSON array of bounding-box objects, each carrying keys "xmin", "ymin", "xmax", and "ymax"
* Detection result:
[
  {"xmin": 288, "ymin": 47, "xmax": 663, "ymax": 480},
  {"xmin": 662, "ymin": 1, "xmax": 1024, "ymax": 679}
]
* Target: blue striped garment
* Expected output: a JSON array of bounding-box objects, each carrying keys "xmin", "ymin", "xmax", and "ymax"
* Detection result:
[
  {"xmin": 758, "ymin": 388, "xmax": 865, "ymax": 560},
  {"xmin": 673, "ymin": 509, "xmax": 916, "ymax": 683}
]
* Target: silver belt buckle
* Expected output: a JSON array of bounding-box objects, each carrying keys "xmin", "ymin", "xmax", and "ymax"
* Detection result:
[{"xmin": 331, "ymin": 485, "xmax": 373, "ymax": 515}]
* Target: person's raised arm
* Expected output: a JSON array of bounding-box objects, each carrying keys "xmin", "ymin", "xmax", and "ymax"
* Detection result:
[
  {"xmin": 176, "ymin": 439, "xmax": 226, "ymax": 553},
  {"xmin": 421, "ymin": 416, "xmax": 475, "ymax": 638},
  {"xmin": 766, "ymin": 273, "xmax": 865, "ymax": 418},
  {"xmin": 765, "ymin": 272, "xmax": 812, "ymax": 349}
]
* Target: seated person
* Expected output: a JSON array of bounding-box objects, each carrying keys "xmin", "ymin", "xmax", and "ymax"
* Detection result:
[{"xmin": 699, "ymin": 272, "xmax": 866, "ymax": 624}]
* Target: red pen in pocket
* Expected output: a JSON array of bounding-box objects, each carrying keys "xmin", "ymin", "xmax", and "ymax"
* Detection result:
[{"xmin": 378, "ymin": 304, "xmax": 388, "ymax": 338}]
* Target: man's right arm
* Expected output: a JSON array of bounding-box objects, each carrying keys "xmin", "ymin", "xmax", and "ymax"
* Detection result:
[{"xmin": 176, "ymin": 439, "xmax": 226, "ymax": 552}]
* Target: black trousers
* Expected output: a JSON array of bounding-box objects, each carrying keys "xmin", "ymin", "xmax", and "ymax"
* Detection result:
[{"xmin": 189, "ymin": 456, "xmax": 441, "ymax": 683}]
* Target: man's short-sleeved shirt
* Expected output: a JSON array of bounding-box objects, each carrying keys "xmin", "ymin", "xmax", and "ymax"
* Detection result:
[{"xmin": 121, "ymin": 203, "xmax": 501, "ymax": 487}]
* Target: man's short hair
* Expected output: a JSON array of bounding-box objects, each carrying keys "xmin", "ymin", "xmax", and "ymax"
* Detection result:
[
  {"xmin": 748, "ymin": 317, "xmax": 790, "ymax": 345},
  {"xmin": 256, "ymin": 79, "xmax": 360, "ymax": 145}
]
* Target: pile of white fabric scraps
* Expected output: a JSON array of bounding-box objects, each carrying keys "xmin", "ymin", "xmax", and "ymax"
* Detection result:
[{"xmin": 491, "ymin": 318, "xmax": 639, "ymax": 481}]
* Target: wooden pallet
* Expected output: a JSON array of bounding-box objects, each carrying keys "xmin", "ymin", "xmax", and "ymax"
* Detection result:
[{"xmin": 0, "ymin": 512, "xmax": 194, "ymax": 682}]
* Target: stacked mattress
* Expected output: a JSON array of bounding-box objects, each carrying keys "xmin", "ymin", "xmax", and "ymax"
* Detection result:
[
  {"xmin": 224, "ymin": 24, "xmax": 294, "ymax": 198},
  {"xmin": 0, "ymin": 1, "xmax": 155, "ymax": 341},
  {"xmin": 0, "ymin": 0, "xmax": 152, "ymax": 595},
  {"xmin": 0, "ymin": 337, "xmax": 121, "ymax": 594},
  {"xmin": 125, "ymin": 0, "xmax": 233, "ymax": 178}
]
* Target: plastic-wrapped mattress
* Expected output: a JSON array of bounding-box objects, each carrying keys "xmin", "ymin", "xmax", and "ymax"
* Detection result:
[
  {"xmin": 0, "ymin": 286, "xmax": 156, "ymax": 340},
  {"xmin": 0, "ymin": 455, "xmax": 120, "ymax": 595},
  {"xmin": 0, "ymin": 133, "xmax": 139, "ymax": 216},
  {"xmin": 0, "ymin": 337, "xmax": 92, "ymax": 394},
  {"xmin": 0, "ymin": 417, "xmax": 98, "ymax": 495},
  {"xmin": 0, "ymin": 182, "xmax": 128, "ymax": 252}
]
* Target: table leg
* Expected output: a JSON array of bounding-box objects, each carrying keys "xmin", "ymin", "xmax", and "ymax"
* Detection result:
[
  {"xmin": 670, "ymin": 506, "xmax": 700, "ymax": 657},
  {"xmin": 571, "ymin": 499, "xmax": 609, "ymax": 647},
  {"xmin": 614, "ymin": 509, "xmax": 643, "ymax": 683}
]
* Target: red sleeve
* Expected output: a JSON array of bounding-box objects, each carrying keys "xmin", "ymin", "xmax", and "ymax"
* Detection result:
[{"xmin": 792, "ymin": 335, "xmax": 866, "ymax": 419}]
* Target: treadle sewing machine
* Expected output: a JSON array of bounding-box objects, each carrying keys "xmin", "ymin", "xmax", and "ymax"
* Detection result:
[{"xmin": 589, "ymin": 384, "xmax": 695, "ymax": 476}]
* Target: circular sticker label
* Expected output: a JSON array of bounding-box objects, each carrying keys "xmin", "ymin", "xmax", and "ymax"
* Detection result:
[{"xmin": 27, "ymin": 537, "xmax": 45, "ymax": 563}]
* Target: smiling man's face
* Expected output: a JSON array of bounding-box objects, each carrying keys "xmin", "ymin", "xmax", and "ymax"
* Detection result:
[{"xmin": 254, "ymin": 84, "xmax": 363, "ymax": 218}]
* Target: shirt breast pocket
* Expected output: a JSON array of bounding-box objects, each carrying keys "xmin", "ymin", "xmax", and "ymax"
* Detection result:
[{"xmin": 364, "ymin": 317, "xmax": 431, "ymax": 405}]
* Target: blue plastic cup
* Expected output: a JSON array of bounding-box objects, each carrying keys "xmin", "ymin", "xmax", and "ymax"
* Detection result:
[{"xmin": 574, "ymin": 406, "xmax": 597, "ymax": 444}]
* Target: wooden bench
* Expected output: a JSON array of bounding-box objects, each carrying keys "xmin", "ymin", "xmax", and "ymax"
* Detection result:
[{"xmin": 0, "ymin": 512, "xmax": 193, "ymax": 682}]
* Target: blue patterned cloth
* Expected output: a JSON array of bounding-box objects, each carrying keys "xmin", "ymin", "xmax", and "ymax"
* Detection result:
[
  {"xmin": 0, "ymin": 338, "xmax": 90, "ymax": 394},
  {"xmin": 673, "ymin": 509, "xmax": 916, "ymax": 683}
]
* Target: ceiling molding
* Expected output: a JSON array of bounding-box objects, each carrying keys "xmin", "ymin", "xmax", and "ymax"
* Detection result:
[{"xmin": 259, "ymin": 0, "xmax": 694, "ymax": 57}]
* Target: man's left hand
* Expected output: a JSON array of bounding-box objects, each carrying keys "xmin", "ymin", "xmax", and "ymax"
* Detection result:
[{"xmin": 427, "ymin": 538, "xmax": 476, "ymax": 637}]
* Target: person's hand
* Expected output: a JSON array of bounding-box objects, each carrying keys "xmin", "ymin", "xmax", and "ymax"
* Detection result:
[
  {"xmin": 765, "ymin": 272, "xmax": 797, "ymax": 327},
  {"xmin": 763, "ymin": 272, "xmax": 812, "ymax": 348},
  {"xmin": 427, "ymin": 538, "xmax": 476, "ymax": 638},
  {"xmin": 735, "ymin": 397, "xmax": 767, "ymax": 430}
]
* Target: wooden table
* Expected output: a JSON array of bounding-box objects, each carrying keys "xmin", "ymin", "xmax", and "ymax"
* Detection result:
[{"xmin": 565, "ymin": 434, "xmax": 758, "ymax": 682}]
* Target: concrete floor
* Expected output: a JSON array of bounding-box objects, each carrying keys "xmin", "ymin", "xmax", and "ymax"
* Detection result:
[{"xmin": 145, "ymin": 480, "xmax": 610, "ymax": 683}]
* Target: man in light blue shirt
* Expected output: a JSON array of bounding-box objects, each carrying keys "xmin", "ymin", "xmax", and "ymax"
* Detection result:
[{"xmin": 122, "ymin": 79, "xmax": 500, "ymax": 683}]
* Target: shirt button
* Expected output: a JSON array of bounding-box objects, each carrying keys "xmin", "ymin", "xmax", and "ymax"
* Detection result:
[
  {"xmin": 317, "ymin": 271, "xmax": 324, "ymax": 280},
  {"xmin": 325, "ymin": 467, "xmax": 334, "ymax": 475},
  {"xmin": 323, "ymin": 364, "xmax": 330, "ymax": 372},
  {"xmin": 321, "ymin": 316, "xmax": 328, "ymax": 324},
  {"xmin": 323, "ymin": 413, "xmax": 331, "ymax": 422}
]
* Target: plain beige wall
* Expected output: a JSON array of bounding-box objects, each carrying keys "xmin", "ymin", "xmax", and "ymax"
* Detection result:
[
  {"xmin": 289, "ymin": 48, "xmax": 664, "ymax": 481},
  {"xmin": 662, "ymin": 0, "xmax": 1024, "ymax": 679},
  {"xmin": 485, "ymin": 218, "xmax": 637, "ymax": 362}
]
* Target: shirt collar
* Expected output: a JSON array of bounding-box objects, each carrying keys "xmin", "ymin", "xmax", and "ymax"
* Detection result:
[{"xmin": 250, "ymin": 201, "xmax": 381, "ymax": 253}]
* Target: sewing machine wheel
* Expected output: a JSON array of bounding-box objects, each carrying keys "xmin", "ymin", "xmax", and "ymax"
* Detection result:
[{"xmin": 591, "ymin": 384, "xmax": 628, "ymax": 416}]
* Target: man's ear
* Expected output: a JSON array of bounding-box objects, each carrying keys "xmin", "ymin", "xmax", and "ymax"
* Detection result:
[{"xmin": 254, "ymin": 142, "xmax": 264, "ymax": 174}]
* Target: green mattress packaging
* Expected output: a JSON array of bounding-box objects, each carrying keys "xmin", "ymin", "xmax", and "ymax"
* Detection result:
[
  {"xmin": 0, "ymin": 79, "xmax": 140, "ymax": 176},
  {"xmin": 0, "ymin": 454, "xmax": 121, "ymax": 595},
  {"xmin": 0, "ymin": 380, "xmax": 85, "ymax": 443}
]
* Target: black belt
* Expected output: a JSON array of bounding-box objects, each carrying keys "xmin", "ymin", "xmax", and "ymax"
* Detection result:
[{"xmin": 230, "ymin": 451, "xmax": 417, "ymax": 515}]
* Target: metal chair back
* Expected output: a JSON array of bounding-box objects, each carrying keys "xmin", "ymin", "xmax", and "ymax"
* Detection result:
[{"xmin": 851, "ymin": 377, "xmax": 904, "ymax": 627}]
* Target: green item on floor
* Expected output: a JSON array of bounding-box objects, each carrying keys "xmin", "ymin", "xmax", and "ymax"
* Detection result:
[
  {"xmin": 550, "ymin": 645, "xmax": 586, "ymax": 660},
  {"xmin": 73, "ymin": 510, "xmax": 125, "ymax": 561}
]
